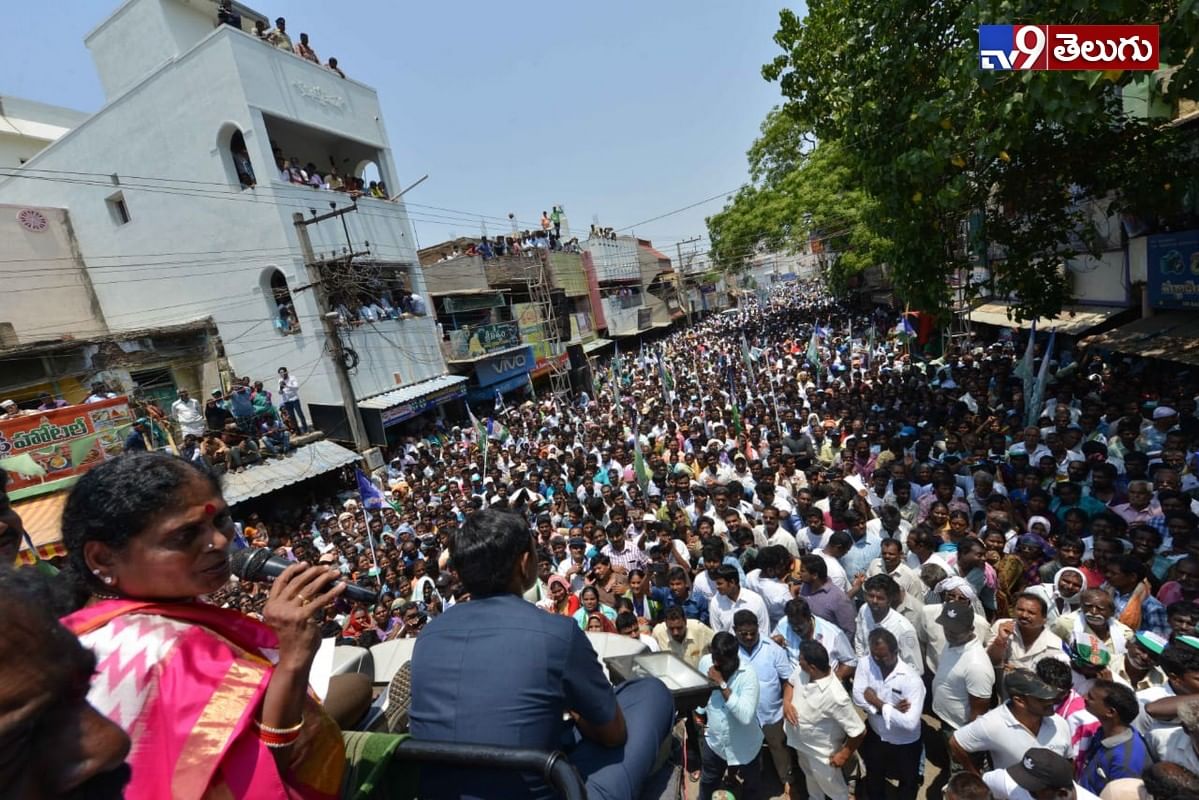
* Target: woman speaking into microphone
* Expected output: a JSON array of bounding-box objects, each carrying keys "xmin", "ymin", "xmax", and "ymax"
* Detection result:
[{"xmin": 59, "ymin": 452, "xmax": 352, "ymax": 800}]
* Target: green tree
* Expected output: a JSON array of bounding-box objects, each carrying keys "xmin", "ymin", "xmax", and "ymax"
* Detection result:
[
  {"xmin": 764, "ymin": 0, "xmax": 1199, "ymax": 319},
  {"xmin": 706, "ymin": 112, "xmax": 890, "ymax": 296}
]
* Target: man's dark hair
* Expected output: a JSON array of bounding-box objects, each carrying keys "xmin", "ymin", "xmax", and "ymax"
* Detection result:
[
  {"xmin": 1036, "ymin": 657, "xmax": 1072, "ymax": 692},
  {"xmin": 867, "ymin": 627, "xmax": 898, "ymax": 653},
  {"xmin": 714, "ymin": 564, "xmax": 740, "ymax": 585},
  {"xmin": 710, "ymin": 631, "xmax": 740, "ymax": 680},
  {"xmin": 1161, "ymin": 640, "xmax": 1199, "ymax": 679},
  {"xmin": 826, "ymin": 531, "xmax": 853, "ymax": 551},
  {"xmin": 1057, "ymin": 534, "xmax": 1084, "ymax": 552},
  {"xmin": 615, "ymin": 611, "xmax": 638, "ymax": 633},
  {"xmin": 663, "ymin": 605, "xmax": 686, "ymax": 622},
  {"xmin": 701, "ymin": 542, "xmax": 724, "ymax": 563},
  {"xmin": 1092, "ymin": 679, "xmax": 1139, "ymax": 725},
  {"xmin": 666, "ymin": 566, "xmax": 689, "ymax": 584},
  {"xmin": 449, "ymin": 510, "xmax": 532, "ymax": 598},
  {"xmin": 1144, "ymin": 761, "xmax": 1199, "ymax": 800},
  {"xmin": 1014, "ymin": 591, "xmax": 1048, "ymax": 617},
  {"xmin": 732, "ymin": 609, "xmax": 758, "ymax": 629},
  {"xmin": 1114, "ymin": 554, "xmax": 1149, "ymax": 581},
  {"xmin": 799, "ymin": 639, "xmax": 830, "ymax": 672},
  {"xmin": 800, "ymin": 554, "xmax": 828, "ymax": 580},
  {"xmin": 785, "ymin": 597, "xmax": 812, "ymax": 619},
  {"xmin": 863, "ymin": 574, "xmax": 896, "ymax": 596},
  {"xmin": 944, "ymin": 773, "xmax": 991, "ymax": 800}
]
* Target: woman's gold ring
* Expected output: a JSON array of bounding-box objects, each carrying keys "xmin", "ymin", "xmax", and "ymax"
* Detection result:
[{"xmin": 298, "ymin": 595, "xmax": 310, "ymax": 607}]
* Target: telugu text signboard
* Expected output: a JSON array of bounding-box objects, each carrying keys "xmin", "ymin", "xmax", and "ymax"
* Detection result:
[
  {"xmin": 1147, "ymin": 230, "xmax": 1199, "ymax": 309},
  {"xmin": 0, "ymin": 397, "xmax": 133, "ymax": 495}
]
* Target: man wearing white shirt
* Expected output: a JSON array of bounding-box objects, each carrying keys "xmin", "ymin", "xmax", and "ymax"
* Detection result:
[
  {"xmin": 170, "ymin": 388, "xmax": 205, "ymax": 438},
  {"xmin": 932, "ymin": 602, "xmax": 996, "ymax": 736},
  {"xmin": 743, "ymin": 546, "xmax": 793, "ymax": 630},
  {"xmin": 981, "ymin": 747, "xmax": 1101, "ymax": 800},
  {"xmin": 816, "ymin": 531, "xmax": 852, "ymax": 594},
  {"xmin": 866, "ymin": 539, "xmax": 925, "ymax": 601},
  {"xmin": 772, "ymin": 598, "xmax": 857, "ymax": 679},
  {"xmin": 853, "ymin": 627, "xmax": 926, "ymax": 800},
  {"xmin": 854, "ymin": 575, "xmax": 924, "ymax": 676},
  {"xmin": 985, "ymin": 592, "xmax": 1068, "ymax": 676},
  {"xmin": 276, "ymin": 366, "xmax": 309, "ymax": 434},
  {"xmin": 783, "ymin": 639, "xmax": 865, "ymax": 800},
  {"xmin": 757, "ymin": 507, "xmax": 800, "ymax": 558},
  {"xmin": 708, "ymin": 564, "xmax": 770, "ymax": 640},
  {"xmin": 950, "ymin": 669, "xmax": 1072, "ymax": 771}
]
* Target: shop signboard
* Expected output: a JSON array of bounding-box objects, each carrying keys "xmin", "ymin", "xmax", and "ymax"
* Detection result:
[
  {"xmin": 475, "ymin": 347, "xmax": 534, "ymax": 387},
  {"xmin": 0, "ymin": 397, "xmax": 132, "ymax": 494},
  {"xmin": 1147, "ymin": 229, "xmax": 1199, "ymax": 309}
]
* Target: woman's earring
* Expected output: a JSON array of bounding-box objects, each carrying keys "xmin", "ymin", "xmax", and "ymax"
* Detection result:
[{"xmin": 103, "ymin": 576, "xmax": 115, "ymax": 585}]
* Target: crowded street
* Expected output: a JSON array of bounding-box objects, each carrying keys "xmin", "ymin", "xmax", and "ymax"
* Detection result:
[{"xmin": 3, "ymin": 2, "xmax": 1198, "ymax": 799}]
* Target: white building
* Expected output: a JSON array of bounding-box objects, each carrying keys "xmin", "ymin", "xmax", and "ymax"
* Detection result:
[
  {"xmin": 0, "ymin": 0, "xmax": 454, "ymax": 447},
  {"xmin": 0, "ymin": 96, "xmax": 90, "ymax": 170}
]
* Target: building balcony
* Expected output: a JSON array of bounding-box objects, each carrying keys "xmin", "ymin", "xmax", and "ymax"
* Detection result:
[{"xmin": 440, "ymin": 320, "xmax": 524, "ymax": 364}]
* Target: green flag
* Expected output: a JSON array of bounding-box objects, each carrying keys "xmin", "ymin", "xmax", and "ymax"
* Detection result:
[{"xmin": 730, "ymin": 401, "xmax": 743, "ymax": 437}]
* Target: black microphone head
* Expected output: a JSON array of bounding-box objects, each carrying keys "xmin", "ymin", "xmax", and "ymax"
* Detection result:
[{"xmin": 230, "ymin": 547, "xmax": 272, "ymax": 582}]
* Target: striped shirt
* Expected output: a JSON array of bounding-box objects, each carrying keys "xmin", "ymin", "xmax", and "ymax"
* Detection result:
[{"xmin": 1078, "ymin": 727, "xmax": 1153, "ymax": 796}]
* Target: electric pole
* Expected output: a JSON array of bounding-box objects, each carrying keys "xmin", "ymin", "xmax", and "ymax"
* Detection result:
[
  {"xmin": 292, "ymin": 211, "xmax": 370, "ymax": 450},
  {"xmin": 676, "ymin": 236, "xmax": 702, "ymax": 326}
]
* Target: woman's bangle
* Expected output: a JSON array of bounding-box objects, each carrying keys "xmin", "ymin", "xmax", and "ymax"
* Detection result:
[
  {"xmin": 256, "ymin": 717, "xmax": 304, "ymax": 735},
  {"xmin": 255, "ymin": 717, "xmax": 304, "ymax": 748}
]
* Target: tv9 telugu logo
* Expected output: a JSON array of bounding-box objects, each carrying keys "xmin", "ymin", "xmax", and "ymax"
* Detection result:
[{"xmin": 978, "ymin": 25, "xmax": 1158, "ymax": 71}]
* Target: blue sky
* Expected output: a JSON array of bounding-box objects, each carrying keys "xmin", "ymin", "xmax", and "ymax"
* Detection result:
[{"xmin": 2, "ymin": 1, "xmax": 792, "ymax": 252}]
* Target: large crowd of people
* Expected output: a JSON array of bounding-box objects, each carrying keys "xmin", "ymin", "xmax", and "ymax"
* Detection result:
[{"xmin": 6, "ymin": 279, "xmax": 1199, "ymax": 799}]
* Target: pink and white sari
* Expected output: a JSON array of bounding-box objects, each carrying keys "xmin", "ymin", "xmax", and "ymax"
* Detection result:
[{"xmin": 63, "ymin": 599, "xmax": 344, "ymax": 800}]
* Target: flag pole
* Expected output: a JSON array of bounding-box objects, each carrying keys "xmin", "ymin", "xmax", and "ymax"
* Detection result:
[{"xmin": 361, "ymin": 502, "xmax": 380, "ymax": 587}]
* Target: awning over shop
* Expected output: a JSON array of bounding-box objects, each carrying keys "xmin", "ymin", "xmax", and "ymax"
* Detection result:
[
  {"xmin": 964, "ymin": 302, "xmax": 1124, "ymax": 335},
  {"xmin": 221, "ymin": 439, "xmax": 361, "ymax": 507},
  {"xmin": 357, "ymin": 374, "xmax": 469, "ymax": 444},
  {"xmin": 13, "ymin": 490, "xmax": 69, "ymax": 553},
  {"xmin": 1080, "ymin": 312, "xmax": 1199, "ymax": 367},
  {"xmin": 582, "ymin": 338, "xmax": 614, "ymax": 354},
  {"xmin": 467, "ymin": 371, "xmax": 529, "ymax": 401},
  {"xmin": 359, "ymin": 374, "xmax": 467, "ymax": 421}
]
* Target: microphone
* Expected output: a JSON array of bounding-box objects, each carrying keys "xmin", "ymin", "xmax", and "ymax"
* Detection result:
[{"xmin": 231, "ymin": 548, "xmax": 379, "ymax": 604}]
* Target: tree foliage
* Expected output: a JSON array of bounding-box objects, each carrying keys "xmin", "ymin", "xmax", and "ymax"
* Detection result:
[
  {"xmin": 707, "ymin": 112, "xmax": 890, "ymax": 294},
  {"xmin": 720, "ymin": 0, "xmax": 1199, "ymax": 319}
]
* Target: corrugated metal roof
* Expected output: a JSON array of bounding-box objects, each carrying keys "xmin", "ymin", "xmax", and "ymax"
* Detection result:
[
  {"xmin": 221, "ymin": 439, "xmax": 361, "ymax": 506},
  {"xmin": 358, "ymin": 374, "xmax": 468, "ymax": 411},
  {"xmin": 965, "ymin": 303, "xmax": 1123, "ymax": 335},
  {"xmin": 1081, "ymin": 312, "xmax": 1199, "ymax": 367}
]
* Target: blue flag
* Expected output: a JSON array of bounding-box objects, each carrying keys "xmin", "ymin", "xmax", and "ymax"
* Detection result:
[{"xmin": 356, "ymin": 468, "xmax": 386, "ymax": 510}]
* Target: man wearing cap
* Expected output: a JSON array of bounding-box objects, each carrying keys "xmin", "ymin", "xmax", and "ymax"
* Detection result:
[
  {"xmin": 1138, "ymin": 406, "xmax": 1178, "ymax": 453},
  {"xmin": 982, "ymin": 747, "xmax": 1100, "ymax": 800},
  {"xmin": 950, "ymin": 669, "xmax": 1071, "ymax": 771},
  {"xmin": 934, "ymin": 601, "xmax": 996, "ymax": 744}
]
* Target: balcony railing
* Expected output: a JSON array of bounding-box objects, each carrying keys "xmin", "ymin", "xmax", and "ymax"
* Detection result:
[{"xmin": 441, "ymin": 321, "xmax": 523, "ymax": 362}]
